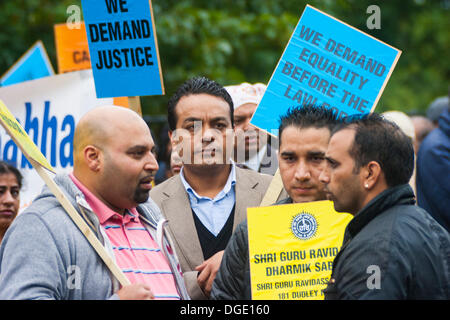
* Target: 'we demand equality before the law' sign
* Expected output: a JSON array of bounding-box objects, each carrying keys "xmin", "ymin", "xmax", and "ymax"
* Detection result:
[{"xmin": 250, "ymin": 5, "xmax": 401, "ymax": 135}]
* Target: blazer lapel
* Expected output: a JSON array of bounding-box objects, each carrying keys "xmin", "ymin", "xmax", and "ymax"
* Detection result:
[
  {"xmin": 159, "ymin": 176, "xmax": 204, "ymax": 269},
  {"xmin": 234, "ymin": 168, "xmax": 262, "ymax": 229}
]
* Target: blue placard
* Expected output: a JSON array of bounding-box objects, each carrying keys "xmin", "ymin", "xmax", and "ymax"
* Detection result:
[
  {"xmin": 1, "ymin": 41, "xmax": 54, "ymax": 87},
  {"xmin": 81, "ymin": 0, "xmax": 164, "ymax": 98},
  {"xmin": 251, "ymin": 5, "xmax": 401, "ymax": 134}
]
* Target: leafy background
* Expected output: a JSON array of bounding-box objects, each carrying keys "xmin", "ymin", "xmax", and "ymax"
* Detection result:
[{"xmin": 0, "ymin": 0, "xmax": 448, "ymax": 136}]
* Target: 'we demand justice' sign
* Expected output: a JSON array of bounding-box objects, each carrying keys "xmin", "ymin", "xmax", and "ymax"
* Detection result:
[{"xmin": 81, "ymin": 0, "xmax": 164, "ymax": 98}]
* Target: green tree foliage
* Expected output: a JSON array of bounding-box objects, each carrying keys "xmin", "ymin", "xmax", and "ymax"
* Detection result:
[
  {"xmin": 0, "ymin": 0, "xmax": 76, "ymax": 72},
  {"xmin": 0, "ymin": 0, "xmax": 448, "ymax": 121},
  {"xmin": 327, "ymin": 0, "xmax": 450, "ymax": 113}
]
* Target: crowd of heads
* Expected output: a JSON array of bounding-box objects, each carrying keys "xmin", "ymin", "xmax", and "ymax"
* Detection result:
[
  {"xmin": 0, "ymin": 75, "xmax": 448, "ymax": 301},
  {"xmin": 160, "ymin": 77, "xmax": 443, "ymax": 183},
  {"xmin": 159, "ymin": 77, "xmax": 450, "ymax": 221},
  {"xmin": 1, "ymin": 75, "xmax": 447, "ymax": 239}
]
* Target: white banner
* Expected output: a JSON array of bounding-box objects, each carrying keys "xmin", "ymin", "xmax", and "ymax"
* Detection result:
[{"xmin": 0, "ymin": 70, "xmax": 113, "ymax": 211}]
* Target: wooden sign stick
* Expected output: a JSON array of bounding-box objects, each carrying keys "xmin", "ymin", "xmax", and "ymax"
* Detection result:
[
  {"xmin": 125, "ymin": 1, "xmax": 164, "ymax": 119},
  {"xmin": 128, "ymin": 96, "xmax": 142, "ymax": 116},
  {"xmin": 0, "ymin": 100, "xmax": 131, "ymax": 288},
  {"xmin": 260, "ymin": 168, "xmax": 284, "ymax": 207},
  {"xmin": 31, "ymin": 159, "xmax": 131, "ymax": 287}
]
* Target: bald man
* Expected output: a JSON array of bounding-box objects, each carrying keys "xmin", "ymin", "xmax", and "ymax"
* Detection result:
[{"xmin": 0, "ymin": 106, "xmax": 189, "ymax": 300}]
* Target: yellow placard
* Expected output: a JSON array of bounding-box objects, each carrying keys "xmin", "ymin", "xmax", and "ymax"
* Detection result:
[
  {"xmin": 248, "ymin": 200, "xmax": 352, "ymax": 300},
  {"xmin": 0, "ymin": 99, "xmax": 54, "ymax": 173},
  {"xmin": 54, "ymin": 22, "xmax": 91, "ymax": 74}
]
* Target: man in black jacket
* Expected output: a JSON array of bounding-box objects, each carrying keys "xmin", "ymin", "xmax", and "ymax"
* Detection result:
[
  {"xmin": 211, "ymin": 105, "xmax": 338, "ymax": 300},
  {"xmin": 319, "ymin": 113, "xmax": 449, "ymax": 299}
]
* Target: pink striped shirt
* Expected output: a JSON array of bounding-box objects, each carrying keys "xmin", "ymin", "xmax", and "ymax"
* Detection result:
[{"xmin": 70, "ymin": 174, "xmax": 180, "ymax": 300}]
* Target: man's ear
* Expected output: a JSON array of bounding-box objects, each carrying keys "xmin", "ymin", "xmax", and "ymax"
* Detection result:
[
  {"xmin": 84, "ymin": 145, "xmax": 102, "ymax": 172},
  {"xmin": 363, "ymin": 161, "xmax": 382, "ymax": 190}
]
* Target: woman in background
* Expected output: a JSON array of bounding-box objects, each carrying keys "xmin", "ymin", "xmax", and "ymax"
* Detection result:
[{"xmin": 0, "ymin": 161, "xmax": 22, "ymax": 244}]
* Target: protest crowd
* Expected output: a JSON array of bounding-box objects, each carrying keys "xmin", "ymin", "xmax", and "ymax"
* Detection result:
[{"xmin": 0, "ymin": 3, "xmax": 449, "ymax": 302}]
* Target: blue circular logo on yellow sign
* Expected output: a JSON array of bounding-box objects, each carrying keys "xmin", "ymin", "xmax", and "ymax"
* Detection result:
[{"xmin": 291, "ymin": 212, "xmax": 318, "ymax": 240}]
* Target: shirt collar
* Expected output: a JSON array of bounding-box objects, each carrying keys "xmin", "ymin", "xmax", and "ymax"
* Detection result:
[
  {"xmin": 345, "ymin": 184, "xmax": 415, "ymax": 241},
  {"xmin": 179, "ymin": 161, "xmax": 237, "ymax": 201},
  {"xmin": 69, "ymin": 173, "xmax": 139, "ymax": 224}
]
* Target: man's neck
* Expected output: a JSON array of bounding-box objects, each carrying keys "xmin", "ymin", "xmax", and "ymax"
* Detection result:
[
  {"xmin": 71, "ymin": 171, "xmax": 126, "ymax": 215},
  {"xmin": 354, "ymin": 183, "xmax": 389, "ymax": 216},
  {"xmin": 182, "ymin": 164, "xmax": 232, "ymax": 198}
]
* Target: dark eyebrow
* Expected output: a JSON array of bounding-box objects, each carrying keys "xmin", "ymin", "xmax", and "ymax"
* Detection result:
[
  {"xmin": 0, "ymin": 185, "xmax": 19, "ymax": 190},
  {"xmin": 211, "ymin": 117, "xmax": 230, "ymax": 123},
  {"xmin": 183, "ymin": 117, "xmax": 202, "ymax": 123},
  {"xmin": 325, "ymin": 156, "xmax": 339, "ymax": 165},
  {"xmin": 308, "ymin": 151, "xmax": 326, "ymax": 157},
  {"xmin": 183, "ymin": 116, "xmax": 230, "ymax": 123},
  {"xmin": 280, "ymin": 151, "xmax": 296, "ymax": 157},
  {"xmin": 127, "ymin": 145, "xmax": 150, "ymax": 152}
]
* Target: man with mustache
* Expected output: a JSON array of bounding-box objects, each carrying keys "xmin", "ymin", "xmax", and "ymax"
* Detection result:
[
  {"xmin": 0, "ymin": 106, "xmax": 189, "ymax": 300},
  {"xmin": 150, "ymin": 77, "xmax": 280, "ymax": 299},
  {"xmin": 225, "ymin": 82, "xmax": 278, "ymax": 175},
  {"xmin": 211, "ymin": 105, "xmax": 337, "ymax": 300},
  {"xmin": 319, "ymin": 113, "xmax": 449, "ymax": 299}
]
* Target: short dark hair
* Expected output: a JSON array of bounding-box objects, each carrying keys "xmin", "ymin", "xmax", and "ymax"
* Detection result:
[
  {"xmin": 0, "ymin": 161, "xmax": 23, "ymax": 189},
  {"xmin": 278, "ymin": 105, "xmax": 338, "ymax": 145},
  {"xmin": 167, "ymin": 76, "xmax": 234, "ymax": 131},
  {"xmin": 333, "ymin": 113, "xmax": 414, "ymax": 188}
]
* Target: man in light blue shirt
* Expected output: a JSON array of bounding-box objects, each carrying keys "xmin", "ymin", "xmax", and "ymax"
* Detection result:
[
  {"xmin": 150, "ymin": 77, "xmax": 276, "ymax": 299},
  {"xmin": 180, "ymin": 163, "xmax": 236, "ymax": 237}
]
